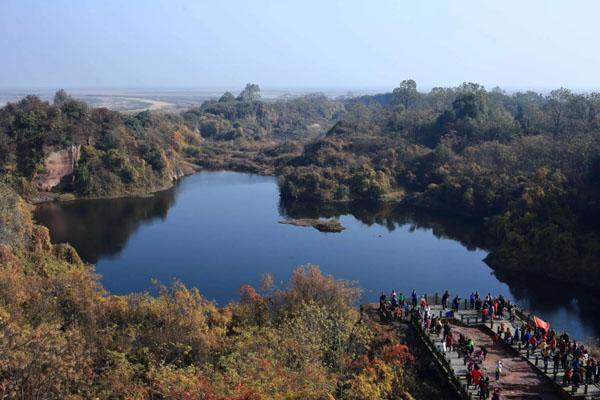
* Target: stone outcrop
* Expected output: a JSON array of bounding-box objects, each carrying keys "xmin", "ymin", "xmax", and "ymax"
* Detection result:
[{"xmin": 32, "ymin": 145, "xmax": 81, "ymax": 191}]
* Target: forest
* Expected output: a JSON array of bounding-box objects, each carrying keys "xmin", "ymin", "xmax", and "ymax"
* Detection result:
[
  {"xmin": 2, "ymin": 82, "xmax": 600, "ymax": 397},
  {"xmin": 277, "ymin": 81, "xmax": 600, "ymax": 287}
]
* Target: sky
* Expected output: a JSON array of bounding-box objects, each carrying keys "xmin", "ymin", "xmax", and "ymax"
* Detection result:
[{"xmin": 1, "ymin": 0, "xmax": 600, "ymax": 92}]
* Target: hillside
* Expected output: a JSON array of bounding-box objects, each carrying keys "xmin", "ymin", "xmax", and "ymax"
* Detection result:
[{"xmin": 279, "ymin": 82, "xmax": 600, "ymax": 287}]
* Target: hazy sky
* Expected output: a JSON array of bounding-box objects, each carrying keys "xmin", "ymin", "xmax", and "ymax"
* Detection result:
[{"xmin": 1, "ymin": 0, "xmax": 599, "ymax": 91}]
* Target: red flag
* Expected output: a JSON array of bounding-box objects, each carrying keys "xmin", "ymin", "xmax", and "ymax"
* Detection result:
[{"xmin": 534, "ymin": 316, "xmax": 549, "ymax": 332}]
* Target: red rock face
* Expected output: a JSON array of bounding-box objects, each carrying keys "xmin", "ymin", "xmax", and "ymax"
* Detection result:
[{"xmin": 33, "ymin": 145, "xmax": 80, "ymax": 191}]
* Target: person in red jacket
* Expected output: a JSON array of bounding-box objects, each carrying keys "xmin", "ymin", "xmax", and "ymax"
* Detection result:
[
  {"xmin": 530, "ymin": 335, "xmax": 538, "ymax": 352},
  {"xmin": 471, "ymin": 367, "xmax": 482, "ymax": 385},
  {"xmin": 446, "ymin": 332, "xmax": 454, "ymax": 351},
  {"xmin": 482, "ymin": 307, "xmax": 489, "ymax": 322}
]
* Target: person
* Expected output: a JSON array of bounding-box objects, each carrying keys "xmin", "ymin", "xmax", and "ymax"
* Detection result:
[
  {"xmin": 442, "ymin": 290, "xmax": 450, "ymax": 309},
  {"xmin": 442, "ymin": 322, "xmax": 451, "ymax": 342},
  {"xmin": 504, "ymin": 329, "xmax": 513, "ymax": 345},
  {"xmin": 420, "ymin": 295, "xmax": 427, "ymax": 310},
  {"xmin": 492, "ymin": 333, "xmax": 500, "ymax": 346},
  {"xmin": 572, "ymin": 367, "xmax": 581, "ymax": 389},
  {"xmin": 586, "ymin": 358, "xmax": 594, "ymax": 384},
  {"xmin": 446, "ymin": 332, "xmax": 453, "ymax": 353},
  {"xmin": 452, "ymin": 296, "xmax": 460, "ymax": 312},
  {"xmin": 411, "ymin": 289, "xmax": 417, "ymax": 307},
  {"xmin": 435, "ymin": 318, "xmax": 443, "ymax": 335},
  {"xmin": 491, "ymin": 387, "xmax": 501, "ymax": 400},
  {"xmin": 479, "ymin": 376, "xmax": 489, "ymax": 400},
  {"xmin": 563, "ymin": 367, "xmax": 572, "ymax": 387},
  {"xmin": 379, "ymin": 292, "xmax": 387, "ymax": 311},
  {"xmin": 495, "ymin": 360, "xmax": 503, "ymax": 381},
  {"xmin": 470, "ymin": 292, "xmax": 475, "ymax": 309},
  {"xmin": 390, "ymin": 290, "xmax": 398, "ymax": 307},
  {"xmin": 481, "ymin": 345, "xmax": 488, "ymax": 361},
  {"xmin": 561, "ymin": 351, "xmax": 569, "ymax": 371},
  {"xmin": 482, "ymin": 306, "xmax": 489, "ymax": 323},
  {"xmin": 553, "ymin": 352, "xmax": 560, "ymax": 374},
  {"xmin": 467, "ymin": 338, "xmax": 475, "ymax": 356},
  {"xmin": 398, "ymin": 292, "xmax": 406, "ymax": 306},
  {"xmin": 471, "ymin": 366, "xmax": 482, "ymax": 386}
]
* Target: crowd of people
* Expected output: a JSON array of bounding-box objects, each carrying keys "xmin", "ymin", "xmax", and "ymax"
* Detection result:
[{"xmin": 378, "ymin": 289, "xmax": 600, "ymax": 399}]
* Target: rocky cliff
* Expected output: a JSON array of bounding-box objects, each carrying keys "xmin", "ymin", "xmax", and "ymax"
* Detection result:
[{"xmin": 32, "ymin": 145, "xmax": 81, "ymax": 191}]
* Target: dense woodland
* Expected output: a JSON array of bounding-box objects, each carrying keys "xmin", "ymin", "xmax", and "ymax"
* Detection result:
[
  {"xmin": 278, "ymin": 81, "xmax": 600, "ymax": 287},
  {"xmin": 1, "ymin": 82, "xmax": 600, "ymax": 397}
]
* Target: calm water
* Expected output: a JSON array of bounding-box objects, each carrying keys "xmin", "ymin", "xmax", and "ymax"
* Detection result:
[{"xmin": 35, "ymin": 171, "xmax": 600, "ymax": 340}]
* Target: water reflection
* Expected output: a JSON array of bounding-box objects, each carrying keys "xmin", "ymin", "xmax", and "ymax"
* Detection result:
[
  {"xmin": 279, "ymin": 199, "xmax": 489, "ymax": 251},
  {"xmin": 35, "ymin": 189, "xmax": 176, "ymax": 263},
  {"xmin": 33, "ymin": 172, "xmax": 600, "ymax": 339}
]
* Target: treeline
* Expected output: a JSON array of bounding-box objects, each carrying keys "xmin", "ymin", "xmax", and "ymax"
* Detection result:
[
  {"xmin": 182, "ymin": 84, "xmax": 345, "ymax": 140},
  {"xmin": 280, "ymin": 81, "xmax": 600, "ymax": 287}
]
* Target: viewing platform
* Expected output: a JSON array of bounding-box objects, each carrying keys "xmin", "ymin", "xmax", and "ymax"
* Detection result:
[{"xmin": 381, "ymin": 294, "xmax": 600, "ymax": 399}]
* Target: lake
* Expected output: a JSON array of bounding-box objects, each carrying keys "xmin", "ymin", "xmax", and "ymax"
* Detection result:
[{"xmin": 34, "ymin": 171, "xmax": 600, "ymax": 340}]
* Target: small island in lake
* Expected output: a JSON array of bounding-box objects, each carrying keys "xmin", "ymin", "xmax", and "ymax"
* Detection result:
[{"xmin": 279, "ymin": 218, "xmax": 345, "ymax": 232}]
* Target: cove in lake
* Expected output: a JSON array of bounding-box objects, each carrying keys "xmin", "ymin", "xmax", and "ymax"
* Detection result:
[{"xmin": 35, "ymin": 171, "xmax": 600, "ymax": 340}]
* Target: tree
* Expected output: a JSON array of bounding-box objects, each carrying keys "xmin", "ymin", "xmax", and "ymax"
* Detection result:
[
  {"xmin": 53, "ymin": 89, "xmax": 70, "ymax": 105},
  {"xmin": 392, "ymin": 79, "xmax": 418, "ymax": 111},
  {"xmin": 218, "ymin": 91, "xmax": 236, "ymax": 102},
  {"xmin": 238, "ymin": 83, "xmax": 261, "ymax": 102},
  {"xmin": 545, "ymin": 87, "xmax": 572, "ymax": 134},
  {"xmin": 452, "ymin": 93, "xmax": 486, "ymax": 120}
]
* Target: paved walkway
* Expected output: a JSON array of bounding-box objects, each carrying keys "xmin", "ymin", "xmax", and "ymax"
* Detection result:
[
  {"xmin": 419, "ymin": 303, "xmax": 600, "ymax": 399},
  {"xmin": 431, "ymin": 323, "xmax": 561, "ymax": 399}
]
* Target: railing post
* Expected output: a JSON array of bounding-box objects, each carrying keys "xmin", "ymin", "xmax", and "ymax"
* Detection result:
[
  {"xmin": 491, "ymin": 319, "xmax": 494, "ymax": 329},
  {"xmin": 526, "ymin": 348, "xmax": 530, "ymax": 359},
  {"xmin": 585, "ymin": 384, "xmax": 588, "ymax": 394},
  {"xmin": 461, "ymin": 314, "xmax": 464, "ymax": 323},
  {"xmin": 439, "ymin": 310, "xmax": 442, "ymax": 318},
  {"xmin": 464, "ymin": 299, "xmax": 467, "ymax": 310},
  {"xmin": 518, "ymin": 342, "xmax": 521, "ymax": 352},
  {"xmin": 435, "ymin": 292, "xmax": 438, "ymax": 305},
  {"xmin": 535, "ymin": 355, "xmax": 538, "ymax": 366}
]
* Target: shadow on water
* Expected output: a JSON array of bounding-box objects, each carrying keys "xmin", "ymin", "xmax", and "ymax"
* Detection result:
[
  {"xmin": 34, "ymin": 188, "xmax": 176, "ymax": 263},
  {"xmin": 279, "ymin": 198, "xmax": 490, "ymax": 251}
]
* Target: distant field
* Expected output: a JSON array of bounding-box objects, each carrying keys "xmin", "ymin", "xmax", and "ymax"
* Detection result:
[{"xmin": 0, "ymin": 88, "xmax": 382, "ymax": 112}]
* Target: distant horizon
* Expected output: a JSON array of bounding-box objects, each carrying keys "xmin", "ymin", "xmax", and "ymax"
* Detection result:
[{"xmin": 3, "ymin": 82, "xmax": 600, "ymax": 94}]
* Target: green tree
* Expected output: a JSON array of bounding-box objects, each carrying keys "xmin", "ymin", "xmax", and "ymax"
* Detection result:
[
  {"xmin": 238, "ymin": 83, "xmax": 261, "ymax": 102},
  {"xmin": 392, "ymin": 79, "xmax": 418, "ymax": 111},
  {"xmin": 218, "ymin": 91, "xmax": 236, "ymax": 102}
]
